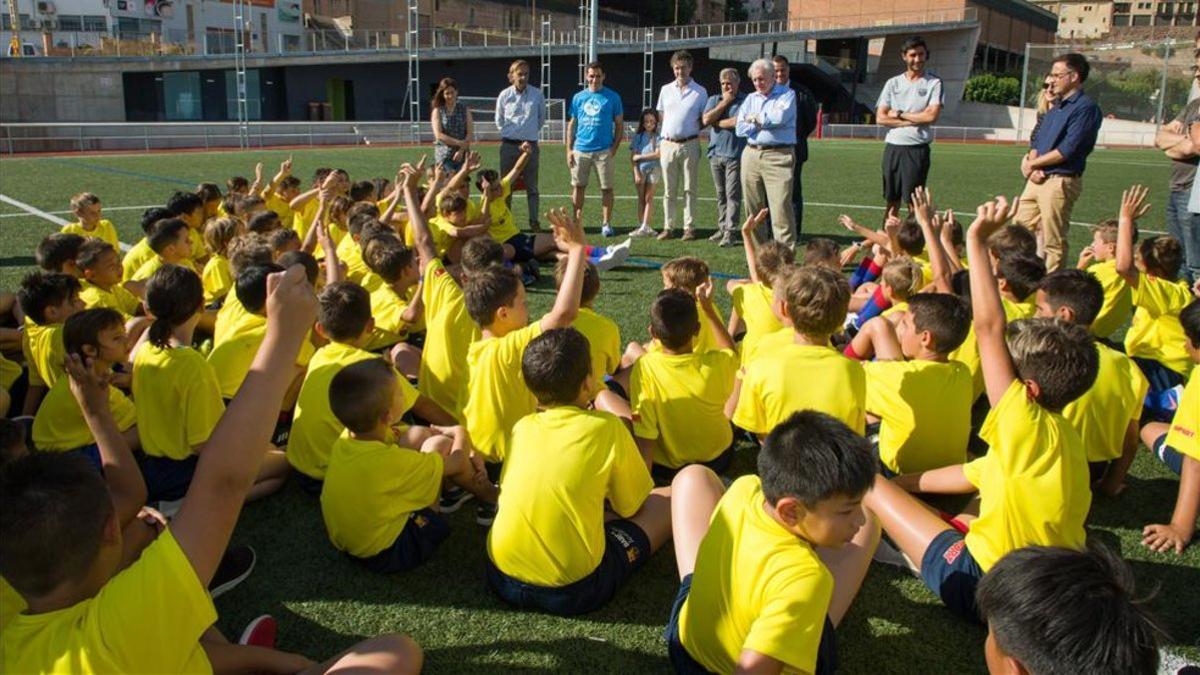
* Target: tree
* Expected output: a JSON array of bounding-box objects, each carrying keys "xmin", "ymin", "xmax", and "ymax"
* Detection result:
[{"xmin": 963, "ymin": 74, "xmax": 1021, "ymax": 106}]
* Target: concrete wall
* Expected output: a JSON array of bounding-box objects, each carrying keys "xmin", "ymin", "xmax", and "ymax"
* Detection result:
[
  {"xmin": 870, "ymin": 27, "xmax": 979, "ymax": 115},
  {"xmin": 944, "ymin": 100, "xmax": 1161, "ymax": 145},
  {"xmin": 0, "ymin": 60, "xmax": 126, "ymax": 121}
]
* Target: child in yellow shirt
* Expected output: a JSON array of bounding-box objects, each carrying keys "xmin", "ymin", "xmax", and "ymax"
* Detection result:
[
  {"xmin": 130, "ymin": 218, "xmax": 196, "ymax": 282},
  {"xmin": 61, "ymin": 192, "xmax": 120, "ymax": 249},
  {"xmin": 1140, "ymin": 300, "xmax": 1200, "ymax": 555},
  {"xmin": 1, "ymin": 270, "xmax": 424, "ymax": 673},
  {"xmin": 666, "ymin": 411, "xmax": 878, "ymax": 674},
  {"xmin": 362, "ymin": 236, "xmax": 425, "ymax": 356},
  {"xmin": 726, "ymin": 208, "xmax": 790, "ymax": 366},
  {"xmin": 1036, "ymin": 269, "xmax": 1148, "ymax": 497},
  {"xmin": 631, "ymin": 286, "xmax": 738, "ymax": 484},
  {"xmin": 995, "ymin": 253, "xmax": 1044, "ymax": 321},
  {"xmin": 18, "ymin": 271, "xmax": 83, "ymax": 394},
  {"xmin": 322, "ymin": 359, "xmax": 497, "ymax": 572},
  {"xmin": 77, "ymin": 239, "xmax": 142, "ymax": 320},
  {"xmin": 1077, "ymin": 218, "xmax": 1132, "ymax": 339},
  {"xmin": 197, "ymin": 182, "xmax": 222, "ymax": 219},
  {"xmin": 732, "ymin": 265, "xmax": 866, "ymax": 436},
  {"xmin": 864, "ymin": 196, "xmax": 1098, "ymax": 622},
  {"xmin": 555, "ymin": 258, "xmax": 620, "ymax": 397},
  {"xmin": 166, "ymin": 190, "xmax": 209, "ymax": 268},
  {"xmin": 35, "ymin": 232, "xmax": 84, "ymax": 277},
  {"xmin": 121, "ymin": 206, "xmax": 172, "ymax": 281},
  {"xmin": 487, "ymin": 328, "xmax": 671, "ymax": 614},
  {"xmin": 201, "ymin": 216, "xmax": 241, "ymax": 307}
]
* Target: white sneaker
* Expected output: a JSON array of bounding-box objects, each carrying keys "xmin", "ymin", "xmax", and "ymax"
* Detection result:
[
  {"xmin": 629, "ymin": 224, "xmax": 656, "ymax": 238},
  {"xmin": 594, "ymin": 239, "xmax": 632, "ymax": 272},
  {"xmin": 600, "ymin": 223, "xmax": 616, "ymax": 238}
]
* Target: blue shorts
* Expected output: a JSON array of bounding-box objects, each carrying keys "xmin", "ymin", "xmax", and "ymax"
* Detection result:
[
  {"xmin": 920, "ymin": 529, "xmax": 984, "ymax": 622},
  {"xmin": 357, "ymin": 508, "xmax": 450, "ymax": 574},
  {"xmin": 1152, "ymin": 435, "xmax": 1185, "ymax": 475},
  {"xmin": 504, "ymin": 233, "xmax": 538, "ymax": 263},
  {"xmin": 651, "ymin": 446, "xmax": 734, "ymax": 487},
  {"xmin": 63, "ymin": 443, "xmax": 103, "ymax": 473},
  {"xmin": 138, "ymin": 453, "xmax": 200, "ymax": 503},
  {"xmin": 295, "ymin": 471, "xmax": 324, "ymax": 496},
  {"xmin": 486, "ymin": 518, "xmax": 651, "ymax": 616},
  {"xmin": 664, "ymin": 574, "xmax": 837, "ymax": 675}
]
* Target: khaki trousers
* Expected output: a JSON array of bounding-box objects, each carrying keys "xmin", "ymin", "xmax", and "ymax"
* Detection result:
[
  {"xmin": 740, "ymin": 146, "xmax": 796, "ymax": 247},
  {"xmin": 660, "ymin": 138, "xmax": 701, "ymax": 231},
  {"xmin": 1013, "ymin": 174, "xmax": 1083, "ymax": 273}
]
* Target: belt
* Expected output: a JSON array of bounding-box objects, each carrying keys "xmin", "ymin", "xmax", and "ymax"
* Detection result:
[
  {"xmin": 663, "ymin": 135, "xmax": 699, "ymax": 143},
  {"xmin": 747, "ymin": 143, "xmax": 791, "ymax": 150},
  {"xmin": 501, "ymin": 138, "xmax": 538, "ymax": 144},
  {"xmin": 1045, "ymin": 172, "xmax": 1081, "ymax": 178}
]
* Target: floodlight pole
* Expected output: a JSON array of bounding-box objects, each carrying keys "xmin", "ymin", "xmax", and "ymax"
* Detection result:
[
  {"xmin": 1016, "ymin": 42, "xmax": 1030, "ymax": 143},
  {"xmin": 587, "ymin": 0, "xmax": 597, "ymax": 63}
]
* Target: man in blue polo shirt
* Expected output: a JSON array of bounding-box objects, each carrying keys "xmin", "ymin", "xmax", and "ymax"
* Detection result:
[
  {"xmin": 567, "ymin": 61, "xmax": 624, "ymax": 233},
  {"xmin": 1015, "ymin": 52, "xmax": 1103, "ymax": 272}
]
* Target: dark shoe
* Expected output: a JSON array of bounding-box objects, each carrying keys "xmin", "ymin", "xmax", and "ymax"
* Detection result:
[
  {"xmin": 439, "ymin": 485, "xmax": 474, "ymax": 513},
  {"xmin": 476, "ymin": 501, "xmax": 498, "ymax": 526},
  {"xmin": 210, "ymin": 545, "xmax": 256, "ymax": 599},
  {"xmin": 718, "ymin": 234, "xmax": 739, "ymax": 248},
  {"xmin": 708, "ymin": 230, "xmax": 724, "ymax": 242}
]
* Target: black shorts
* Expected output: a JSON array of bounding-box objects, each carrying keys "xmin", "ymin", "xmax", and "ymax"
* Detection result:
[
  {"xmin": 504, "ymin": 233, "xmax": 538, "ymax": 263},
  {"xmin": 882, "ymin": 143, "xmax": 931, "ymax": 204},
  {"xmin": 356, "ymin": 508, "xmax": 451, "ymax": 574}
]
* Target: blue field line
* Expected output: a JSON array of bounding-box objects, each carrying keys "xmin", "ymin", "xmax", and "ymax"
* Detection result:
[
  {"xmin": 624, "ymin": 256, "xmax": 744, "ymax": 280},
  {"xmin": 44, "ymin": 157, "xmax": 195, "ymax": 187}
]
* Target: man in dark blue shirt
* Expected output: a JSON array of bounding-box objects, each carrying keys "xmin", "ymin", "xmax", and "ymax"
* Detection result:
[{"xmin": 1014, "ymin": 52, "xmax": 1103, "ymax": 272}]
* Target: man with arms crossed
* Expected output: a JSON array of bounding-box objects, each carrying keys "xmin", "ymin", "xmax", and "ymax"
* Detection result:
[{"xmin": 876, "ymin": 36, "xmax": 943, "ymax": 222}]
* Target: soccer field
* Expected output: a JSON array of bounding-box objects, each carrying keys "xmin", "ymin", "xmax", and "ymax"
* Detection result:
[{"xmin": 1, "ymin": 140, "xmax": 1197, "ymax": 673}]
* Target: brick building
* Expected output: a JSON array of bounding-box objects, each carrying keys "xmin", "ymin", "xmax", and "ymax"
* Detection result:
[{"xmin": 1035, "ymin": 1, "xmax": 1113, "ymax": 39}]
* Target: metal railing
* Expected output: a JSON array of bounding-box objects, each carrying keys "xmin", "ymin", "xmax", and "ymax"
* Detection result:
[{"xmin": 824, "ymin": 123, "xmax": 1157, "ymax": 147}]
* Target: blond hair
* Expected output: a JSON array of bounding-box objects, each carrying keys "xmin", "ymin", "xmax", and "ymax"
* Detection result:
[
  {"xmin": 70, "ymin": 192, "xmax": 100, "ymax": 212},
  {"xmin": 775, "ymin": 266, "xmax": 850, "ymax": 337},
  {"xmin": 881, "ymin": 258, "xmax": 924, "ymax": 302},
  {"xmin": 662, "ymin": 256, "xmax": 710, "ymax": 293},
  {"xmin": 203, "ymin": 217, "xmax": 241, "ymax": 258}
]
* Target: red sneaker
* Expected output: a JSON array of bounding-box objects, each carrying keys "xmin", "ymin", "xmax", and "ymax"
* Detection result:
[{"xmin": 238, "ymin": 615, "xmax": 278, "ymax": 649}]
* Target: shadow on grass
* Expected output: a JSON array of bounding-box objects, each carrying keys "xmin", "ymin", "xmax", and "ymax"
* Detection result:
[
  {"xmin": 424, "ymin": 636, "xmax": 669, "ymax": 673},
  {"xmin": 0, "ymin": 255, "xmax": 37, "ymax": 268}
]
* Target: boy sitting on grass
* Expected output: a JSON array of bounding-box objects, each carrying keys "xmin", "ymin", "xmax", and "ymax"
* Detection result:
[
  {"xmin": 121, "ymin": 206, "xmax": 173, "ymax": 281},
  {"xmin": 61, "ymin": 192, "xmax": 120, "ymax": 249},
  {"xmin": 130, "ymin": 218, "xmax": 197, "ymax": 282},
  {"xmin": 19, "ymin": 271, "xmax": 82, "ymax": 394},
  {"xmin": 166, "ymin": 190, "xmax": 209, "ymax": 268},
  {"xmin": 556, "ymin": 258, "xmax": 621, "ymax": 398},
  {"xmin": 363, "ymin": 236, "xmax": 425, "ymax": 358},
  {"xmin": 321, "ymin": 358, "xmax": 497, "ymax": 573},
  {"xmin": 1077, "ymin": 218, "xmax": 1133, "ymax": 340},
  {"xmin": 725, "ymin": 208, "xmax": 789, "ymax": 366},
  {"xmin": 36, "ymin": 232, "xmax": 84, "ymax": 277},
  {"xmin": 76, "ymin": 239, "xmax": 144, "ymax": 324},
  {"xmin": 666, "ymin": 411, "xmax": 879, "ymax": 674},
  {"xmin": 486, "ymin": 328, "xmax": 672, "ymax": 615},
  {"xmin": 863, "ymin": 196, "xmax": 1098, "ymax": 622}
]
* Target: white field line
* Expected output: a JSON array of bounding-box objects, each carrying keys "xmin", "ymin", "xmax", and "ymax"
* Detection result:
[{"xmin": 1, "ymin": 193, "xmax": 131, "ymax": 251}]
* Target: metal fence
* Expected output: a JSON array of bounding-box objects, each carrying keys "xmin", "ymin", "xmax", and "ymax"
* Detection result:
[{"xmin": 823, "ymin": 123, "xmax": 1158, "ymax": 147}]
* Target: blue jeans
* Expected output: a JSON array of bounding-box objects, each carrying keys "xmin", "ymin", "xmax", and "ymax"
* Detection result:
[{"xmin": 1166, "ymin": 189, "xmax": 1200, "ymax": 284}]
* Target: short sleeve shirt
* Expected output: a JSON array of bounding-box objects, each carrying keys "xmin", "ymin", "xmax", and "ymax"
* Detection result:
[
  {"xmin": 705, "ymin": 93, "xmax": 747, "ymax": 159},
  {"xmin": 569, "ymin": 86, "xmax": 624, "ymax": 152},
  {"xmin": 656, "ymin": 79, "xmax": 707, "ymax": 140},
  {"xmin": 877, "ymin": 72, "xmax": 943, "ymax": 146},
  {"xmin": 1170, "ymin": 98, "xmax": 1200, "ymax": 192}
]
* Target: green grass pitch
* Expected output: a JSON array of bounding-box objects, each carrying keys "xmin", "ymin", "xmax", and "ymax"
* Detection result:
[{"xmin": 0, "ymin": 140, "xmax": 1197, "ymax": 673}]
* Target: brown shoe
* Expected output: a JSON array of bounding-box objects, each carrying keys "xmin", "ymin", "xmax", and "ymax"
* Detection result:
[
  {"xmin": 656, "ymin": 229, "xmax": 674, "ymax": 241},
  {"xmin": 708, "ymin": 230, "xmax": 724, "ymax": 242},
  {"xmin": 529, "ymin": 221, "xmax": 541, "ymax": 232},
  {"xmin": 681, "ymin": 229, "xmax": 697, "ymax": 241}
]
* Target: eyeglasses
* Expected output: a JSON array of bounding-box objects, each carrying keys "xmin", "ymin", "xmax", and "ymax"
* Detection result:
[{"xmin": 1049, "ymin": 71, "xmax": 1073, "ymax": 79}]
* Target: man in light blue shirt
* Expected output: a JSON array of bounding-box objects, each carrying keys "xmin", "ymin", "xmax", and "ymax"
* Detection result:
[
  {"xmin": 567, "ymin": 61, "xmax": 624, "ymax": 230},
  {"xmin": 495, "ymin": 60, "xmax": 546, "ymax": 231},
  {"xmin": 736, "ymin": 58, "xmax": 798, "ymax": 246}
]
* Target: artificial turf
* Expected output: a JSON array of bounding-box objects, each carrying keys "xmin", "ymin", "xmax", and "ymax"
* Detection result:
[{"xmin": 0, "ymin": 140, "xmax": 1197, "ymax": 673}]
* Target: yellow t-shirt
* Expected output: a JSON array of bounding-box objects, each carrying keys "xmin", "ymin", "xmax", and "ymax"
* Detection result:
[
  {"xmin": 419, "ymin": 259, "xmax": 480, "ymax": 420},
  {"xmin": 265, "ymin": 193, "xmax": 294, "ymax": 224},
  {"xmin": 133, "ymin": 344, "xmax": 225, "ymax": 460},
  {"xmin": 647, "ymin": 301, "xmax": 727, "ymax": 357},
  {"xmin": 288, "ymin": 342, "xmax": 417, "ymax": 480},
  {"xmin": 367, "ymin": 283, "xmax": 416, "ymax": 351},
  {"xmin": 0, "ymin": 576, "xmax": 25, "ymax": 633},
  {"xmin": 62, "ymin": 219, "xmax": 120, "ymax": 249},
  {"xmin": 864, "ymin": 359, "xmax": 973, "ymax": 474},
  {"xmin": 336, "ymin": 234, "xmax": 371, "ymax": 285},
  {"xmin": 487, "ymin": 406, "xmax": 652, "ymax": 586},
  {"xmin": 79, "ymin": 280, "xmax": 140, "ymax": 319},
  {"xmin": 207, "ymin": 313, "xmax": 314, "ymax": 399},
  {"xmin": 1088, "ymin": 260, "xmax": 1133, "ymax": 339},
  {"xmin": 1062, "ymin": 343, "xmax": 1148, "ymax": 463},
  {"xmin": 320, "ymin": 432, "xmax": 443, "ymax": 558},
  {"xmin": 359, "ymin": 271, "xmax": 386, "ymax": 294},
  {"xmin": 948, "ymin": 323, "xmax": 984, "ymax": 399},
  {"xmin": 22, "ymin": 319, "xmax": 65, "ymax": 388},
  {"xmin": 464, "ymin": 323, "xmax": 542, "ymax": 461},
  {"xmin": 1124, "ymin": 273, "xmax": 1194, "ymax": 377},
  {"xmin": 1166, "ymin": 370, "xmax": 1200, "ymax": 461},
  {"xmin": 121, "ymin": 238, "xmax": 155, "ymax": 282},
  {"xmin": 292, "ymin": 200, "xmax": 345, "ymax": 258},
  {"xmin": 880, "ymin": 300, "xmax": 909, "ymax": 319},
  {"xmin": 1001, "ymin": 296, "xmax": 1037, "ymax": 322},
  {"xmin": 963, "ymin": 380, "xmax": 1091, "ymax": 571},
  {"xmin": 0, "ymin": 352, "xmax": 21, "ymax": 391},
  {"xmin": 212, "ymin": 292, "xmax": 249, "ymax": 348},
  {"xmin": 733, "ymin": 342, "xmax": 866, "ymax": 435},
  {"xmin": 573, "ymin": 307, "xmax": 622, "ymax": 389},
  {"xmin": 32, "ymin": 379, "xmax": 137, "ymax": 452},
  {"xmin": 481, "ymin": 179, "xmax": 519, "ymax": 243},
  {"xmin": 0, "ymin": 529, "xmax": 215, "ymax": 674},
  {"xmin": 679, "ymin": 476, "xmax": 833, "ymax": 674},
  {"xmin": 188, "ymin": 227, "xmax": 208, "ymax": 265},
  {"xmin": 201, "ymin": 255, "xmax": 234, "ymax": 305},
  {"xmin": 132, "ymin": 256, "xmax": 196, "ymax": 283},
  {"xmin": 731, "ymin": 282, "xmax": 784, "ymax": 366},
  {"xmin": 631, "ymin": 349, "xmax": 738, "ymax": 468}
]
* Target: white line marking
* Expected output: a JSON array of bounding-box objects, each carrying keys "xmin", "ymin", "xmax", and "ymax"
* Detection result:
[
  {"xmin": 0, "ymin": 204, "xmax": 152, "ymax": 219},
  {"xmin": 0, "ymin": 193, "xmax": 131, "ymax": 251}
]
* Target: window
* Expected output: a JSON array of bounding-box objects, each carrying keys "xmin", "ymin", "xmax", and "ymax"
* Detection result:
[
  {"xmin": 163, "ymin": 71, "xmax": 202, "ymax": 120},
  {"xmin": 83, "ymin": 15, "xmax": 106, "ymax": 31},
  {"xmin": 1132, "ymin": 13, "xmax": 1152, "ymax": 23},
  {"xmin": 57, "ymin": 14, "xmax": 82, "ymax": 30},
  {"xmin": 1, "ymin": 13, "xmax": 34, "ymax": 30}
]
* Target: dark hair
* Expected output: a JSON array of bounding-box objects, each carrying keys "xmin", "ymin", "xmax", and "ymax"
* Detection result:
[
  {"xmin": 196, "ymin": 182, "xmax": 222, "ymax": 204},
  {"xmin": 276, "ymin": 251, "xmax": 319, "ymax": 285},
  {"xmin": 758, "ymin": 411, "xmax": 877, "ymax": 506},
  {"xmin": 268, "ymin": 228, "xmax": 300, "ymax": 252},
  {"xmin": 76, "ymin": 239, "xmax": 116, "ymax": 271},
  {"xmin": 1138, "ymin": 236, "xmax": 1183, "ymax": 280},
  {"xmin": 246, "ymin": 210, "xmax": 281, "ymax": 234},
  {"xmin": 220, "ymin": 193, "xmax": 245, "ymax": 218},
  {"xmin": 0, "ymin": 453, "xmax": 115, "ymax": 598},
  {"xmin": 329, "ymin": 358, "xmax": 396, "ymax": 433},
  {"xmin": 907, "ymin": 293, "xmax": 970, "ymax": 353},
  {"xmin": 635, "ymin": 108, "xmax": 661, "ymax": 136},
  {"xmin": 17, "ymin": 272, "xmax": 81, "ymax": 325},
  {"xmin": 311, "ymin": 167, "xmax": 333, "ymax": 188},
  {"xmin": 229, "ymin": 233, "xmax": 274, "ymax": 273},
  {"xmin": 347, "ymin": 213, "xmax": 379, "ymax": 237},
  {"xmin": 461, "ymin": 238, "xmax": 506, "ymax": 274},
  {"xmin": 896, "ymin": 219, "xmax": 925, "ymax": 256},
  {"xmin": 473, "ymin": 169, "xmax": 500, "ymax": 192},
  {"xmin": 432, "ymin": 77, "xmax": 459, "ymax": 109},
  {"xmin": 372, "ymin": 178, "xmax": 392, "ymax": 200},
  {"xmin": 522, "ymin": 328, "xmax": 592, "ymax": 406},
  {"xmin": 350, "ymin": 180, "xmax": 376, "ymax": 202},
  {"xmin": 439, "ymin": 194, "xmax": 468, "ymax": 215},
  {"xmin": 36, "ymin": 233, "xmax": 85, "ymax": 272},
  {"xmin": 280, "ymin": 176, "xmax": 302, "ymax": 191},
  {"xmin": 1039, "ymin": 270, "xmax": 1104, "ymax": 327},
  {"xmin": 554, "ymin": 259, "xmax": 600, "ymax": 305},
  {"xmin": 650, "ymin": 288, "xmax": 700, "ymax": 351},
  {"xmin": 988, "ymin": 224, "xmax": 1039, "ymax": 260},
  {"xmin": 63, "ymin": 308, "xmax": 124, "ymax": 358},
  {"xmin": 147, "ymin": 218, "xmax": 190, "ymax": 254},
  {"xmin": 586, "ymin": 61, "xmax": 604, "ymax": 73},
  {"xmin": 976, "ymin": 544, "xmax": 1162, "ymax": 675},
  {"xmin": 1006, "ymin": 318, "xmax": 1098, "ymax": 412},
  {"xmin": 0, "ymin": 418, "xmax": 27, "ymax": 468},
  {"xmin": 166, "ymin": 190, "xmax": 203, "ymax": 218},
  {"xmin": 670, "ymin": 49, "xmax": 693, "ymax": 66},
  {"xmin": 364, "ymin": 237, "xmax": 416, "ymax": 284},
  {"xmin": 802, "ymin": 238, "xmax": 839, "ymax": 269},
  {"xmin": 140, "ymin": 206, "xmax": 174, "ymax": 234},
  {"xmin": 997, "ymin": 254, "xmax": 1046, "ymax": 302},
  {"xmin": 771, "ymin": 54, "xmax": 789, "ymax": 66},
  {"xmin": 145, "ymin": 264, "xmax": 204, "ymax": 348},
  {"xmin": 1181, "ymin": 299, "xmax": 1200, "ymax": 348},
  {"xmin": 1054, "ymin": 52, "xmax": 1091, "ymax": 82},
  {"xmin": 236, "ymin": 263, "xmax": 284, "ymax": 314},
  {"xmin": 465, "ymin": 266, "xmax": 522, "ymax": 326},
  {"xmin": 900, "ymin": 35, "xmax": 928, "ymax": 55},
  {"xmin": 318, "ymin": 281, "xmax": 373, "ymax": 342},
  {"xmin": 779, "ymin": 266, "xmax": 850, "ymax": 337},
  {"xmin": 226, "ymin": 176, "xmax": 250, "ymax": 192}
]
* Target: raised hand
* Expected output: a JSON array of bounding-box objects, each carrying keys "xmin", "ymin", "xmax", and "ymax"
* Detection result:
[
  {"xmin": 968, "ymin": 196, "xmax": 1012, "ymax": 241},
  {"xmin": 464, "ymin": 152, "xmax": 482, "ymax": 173},
  {"xmin": 265, "ymin": 264, "xmax": 318, "ymax": 333},
  {"xmin": 1119, "ymin": 185, "xmax": 1151, "ymax": 223},
  {"xmin": 696, "ymin": 278, "xmax": 715, "ymax": 307},
  {"xmin": 837, "ymin": 214, "xmax": 859, "ymax": 233},
  {"xmin": 911, "ymin": 186, "xmax": 934, "ymax": 227},
  {"xmin": 280, "ymin": 155, "xmax": 293, "ymax": 176},
  {"xmin": 546, "ymin": 207, "xmax": 585, "ymax": 250},
  {"xmin": 64, "ymin": 353, "xmax": 110, "ymax": 412},
  {"xmin": 742, "ymin": 208, "xmax": 769, "ymax": 237}
]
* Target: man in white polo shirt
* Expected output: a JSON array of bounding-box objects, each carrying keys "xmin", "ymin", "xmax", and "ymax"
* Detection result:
[
  {"xmin": 655, "ymin": 50, "xmax": 708, "ymax": 241},
  {"xmin": 876, "ymin": 35, "xmax": 943, "ymax": 221}
]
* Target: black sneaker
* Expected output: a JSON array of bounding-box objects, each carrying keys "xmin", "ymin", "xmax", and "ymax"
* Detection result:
[
  {"xmin": 209, "ymin": 545, "xmax": 256, "ymax": 599},
  {"xmin": 520, "ymin": 259, "xmax": 541, "ymax": 287},
  {"xmin": 439, "ymin": 486, "xmax": 473, "ymax": 513},
  {"xmin": 475, "ymin": 501, "xmax": 498, "ymax": 527}
]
